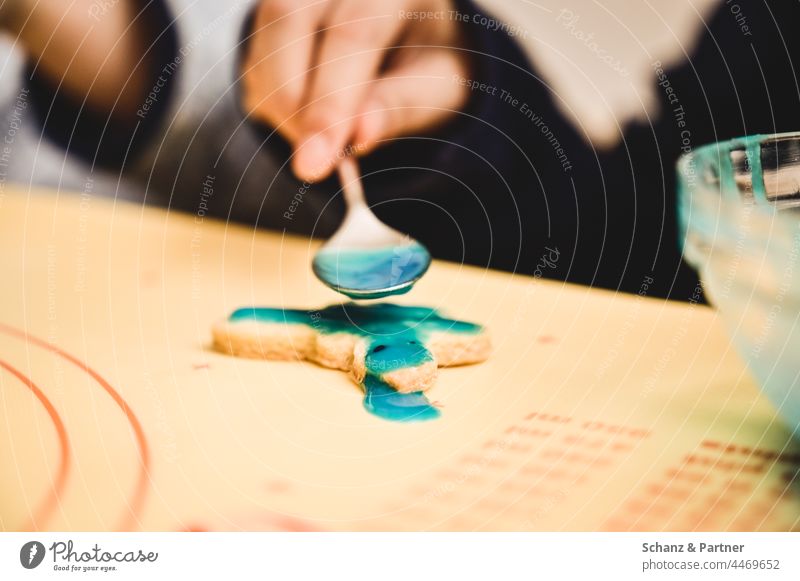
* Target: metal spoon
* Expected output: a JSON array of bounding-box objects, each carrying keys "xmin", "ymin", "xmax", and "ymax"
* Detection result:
[{"xmin": 312, "ymin": 156, "xmax": 431, "ymax": 299}]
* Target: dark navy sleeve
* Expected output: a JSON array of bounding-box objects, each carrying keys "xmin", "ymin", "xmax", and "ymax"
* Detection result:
[
  {"xmin": 587, "ymin": 0, "xmax": 800, "ymax": 301},
  {"xmin": 359, "ymin": 0, "xmax": 602, "ymax": 292},
  {"xmin": 365, "ymin": 0, "xmax": 800, "ymax": 301},
  {"xmin": 23, "ymin": 0, "xmax": 177, "ymax": 169}
]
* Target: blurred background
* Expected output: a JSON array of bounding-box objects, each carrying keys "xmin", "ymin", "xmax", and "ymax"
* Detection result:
[{"xmin": 0, "ymin": 0, "xmax": 717, "ymax": 197}]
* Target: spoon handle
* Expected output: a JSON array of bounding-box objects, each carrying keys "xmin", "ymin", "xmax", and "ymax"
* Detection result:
[{"xmin": 338, "ymin": 156, "xmax": 367, "ymax": 209}]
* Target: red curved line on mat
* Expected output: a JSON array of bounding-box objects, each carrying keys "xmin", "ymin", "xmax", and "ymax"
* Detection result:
[
  {"xmin": 0, "ymin": 358, "xmax": 70, "ymax": 531},
  {"xmin": 0, "ymin": 324, "xmax": 150, "ymax": 530}
]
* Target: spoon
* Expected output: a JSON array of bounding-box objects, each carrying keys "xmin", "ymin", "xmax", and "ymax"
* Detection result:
[{"xmin": 312, "ymin": 156, "xmax": 431, "ymax": 299}]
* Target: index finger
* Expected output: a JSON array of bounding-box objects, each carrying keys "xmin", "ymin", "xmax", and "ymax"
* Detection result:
[
  {"xmin": 292, "ymin": 2, "xmax": 404, "ymax": 180},
  {"xmin": 241, "ymin": 0, "xmax": 324, "ymax": 144}
]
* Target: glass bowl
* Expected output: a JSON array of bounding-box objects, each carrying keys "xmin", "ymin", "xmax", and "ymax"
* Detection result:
[{"xmin": 678, "ymin": 132, "xmax": 800, "ymax": 434}]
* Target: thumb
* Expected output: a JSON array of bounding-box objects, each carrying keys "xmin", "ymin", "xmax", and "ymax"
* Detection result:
[{"xmin": 353, "ymin": 49, "xmax": 470, "ymax": 154}]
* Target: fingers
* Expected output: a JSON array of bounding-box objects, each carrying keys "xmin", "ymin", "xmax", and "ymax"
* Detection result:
[
  {"xmin": 352, "ymin": 48, "xmax": 470, "ymax": 153},
  {"xmin": 241, "ymin": 0, "xmax": 323, "ymax": 144},
  {"xmin": 242, "ymin": 0, "xmax": 470, "ymax": 182},
  {"xmin": 291, "ymin": 2, "xmax": 405, "ymax": 181}
]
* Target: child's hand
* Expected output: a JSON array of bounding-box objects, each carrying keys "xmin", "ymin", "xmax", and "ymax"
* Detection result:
[{"xmin": 241, "ymin": 0, "xmax": 471, "ymax": 181}]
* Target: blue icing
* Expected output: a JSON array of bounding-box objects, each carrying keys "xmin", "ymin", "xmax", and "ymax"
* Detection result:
[
  {"xmin": 364, "ymin": 328, "xmax": 433, "ymax": 375},
  {"xmin": 228, "ymin": 303, "xmax": 482, "ymax": 422},
  {"xmin": 312, "ymin": 243, "xmax": 431, "ymax": 299},
  {"xmin": 362, "ymin": 376, "xmax": 440, "ymax": 422}
]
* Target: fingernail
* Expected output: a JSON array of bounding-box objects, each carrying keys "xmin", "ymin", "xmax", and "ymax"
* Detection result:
[{"xmin": 294, "ymin": 134, "xmax": 332, "ymax": 181}]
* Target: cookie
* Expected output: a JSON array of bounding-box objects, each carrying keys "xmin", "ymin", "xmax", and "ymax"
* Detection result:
[{"xmin": 212, "ymin": 303, "xmax": 490, "ymax": 396}]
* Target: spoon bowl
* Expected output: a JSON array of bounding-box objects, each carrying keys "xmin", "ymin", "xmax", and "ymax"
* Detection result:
[{"xmin": 312, "ymin": 157, "xmax": 431, "ymax": 299}]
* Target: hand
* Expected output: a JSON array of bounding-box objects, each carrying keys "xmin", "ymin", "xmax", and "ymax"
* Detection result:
[{"xmin": 241, "ymin": 0, "xmax": 471, "ymax": 182}]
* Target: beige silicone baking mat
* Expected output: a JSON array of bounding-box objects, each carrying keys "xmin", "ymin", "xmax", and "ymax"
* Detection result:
[{"xmin": 1, "ymin": 190, "xmax": 797, "ymax": 531}]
